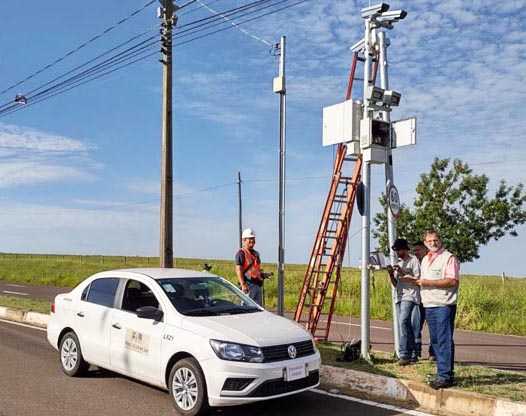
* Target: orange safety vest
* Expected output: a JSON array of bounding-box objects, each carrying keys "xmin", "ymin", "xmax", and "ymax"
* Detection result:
[{"xmin": 238, "ymin": 247, "xmax": 262, "ymax": 281}]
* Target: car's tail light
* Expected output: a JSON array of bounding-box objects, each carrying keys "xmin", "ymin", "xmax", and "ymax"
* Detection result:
[{"xmin": 51, "ymin": 303, "xmax": 55, "ymax": 313}]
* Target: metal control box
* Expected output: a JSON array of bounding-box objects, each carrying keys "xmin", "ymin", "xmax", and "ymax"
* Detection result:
[{"xmin": 322, "ymin": 99, "xmax": 363, "ymax": 150}]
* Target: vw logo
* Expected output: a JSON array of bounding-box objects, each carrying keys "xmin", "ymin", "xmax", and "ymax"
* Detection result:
[{"xmin": 287, "ymin": 345, "xmax": 297, "ymax": 359}]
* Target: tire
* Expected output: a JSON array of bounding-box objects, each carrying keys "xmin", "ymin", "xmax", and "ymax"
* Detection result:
[
  {"xmin": 169, "ymin": 358, "xmax": 209, "ymax": 416},
  {"xmin": 59, "ymin": 332, "xmax": 90, "ymax": 377}
]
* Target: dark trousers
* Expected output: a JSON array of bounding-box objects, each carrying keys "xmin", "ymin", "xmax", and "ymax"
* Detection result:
[{"xmin": 425, "ymin": 305, "xmax": 457, "ymax": 382}]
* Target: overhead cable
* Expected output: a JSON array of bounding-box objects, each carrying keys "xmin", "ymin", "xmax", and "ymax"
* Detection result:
[
  {"xmin": 0, "ymin": 0, "xmax": 277, "ymax": 113},
  {"xmin": 0, "ymin": 0, "xmax": 157, "ymax": 97},
  {"xmin": 196, "ymin": 0, "xmax": 273, "ymax": 46},
  {"xmin": 1, "ymin": 0, "xmax": 310, "ymax": 117}
]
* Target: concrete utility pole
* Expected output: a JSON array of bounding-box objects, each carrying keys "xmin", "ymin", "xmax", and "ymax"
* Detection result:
[
  {"xmin": 159, "ymin": 0, "xmax": 175, "ymax": 268},
  {"xmin": 379, "ymin": 31, "xmax": 400, "ymax": 357},
  {"xmin": 237, "ymin": 171, "xmax": 243, "ymax": 248},
  {"xmin": 273, "ymin": 36, "xmax": 286, "ymax": 316}
]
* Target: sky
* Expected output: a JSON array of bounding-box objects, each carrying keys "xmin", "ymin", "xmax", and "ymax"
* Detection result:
[{"xmin": 0, "ymin": 0, "xmax": 525, "ymax": 277}]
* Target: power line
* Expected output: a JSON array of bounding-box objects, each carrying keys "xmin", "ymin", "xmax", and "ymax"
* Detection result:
[
  {"xmin": 0, "ymin": 0, "xmax": 157, "ymax": 97},
  {"xmin": 0, "ymin": 0, "xmax": 279, "ymax": 113},
  {"xmin": 196, "ymin": 0, "xmax": 273, "ymax": 46},
  {"xmin": 1, "ymin": 0, "xmax": 310, "ymax": 117}
]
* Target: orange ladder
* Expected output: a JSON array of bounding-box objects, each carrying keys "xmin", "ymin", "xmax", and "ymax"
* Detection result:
[{"xmin": 293, "ymin": 51, "xmax": 378, "ymax": 341}]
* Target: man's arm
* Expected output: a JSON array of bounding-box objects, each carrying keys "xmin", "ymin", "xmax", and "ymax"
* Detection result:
[
  {"xmin": 235, "ymin": 265, "xmax": 249, "ymax": 294},
  {"xmin": 415, "ymin": 256, "xmax": 459, "ymax": 288},
  {"xmin": 386, "ymin": 266, "xmax": 397, "ymax": 287}
]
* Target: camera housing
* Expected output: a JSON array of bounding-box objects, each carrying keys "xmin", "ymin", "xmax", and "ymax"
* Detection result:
[{"xmin": 361, "ymin": 2, "xmax": 390, "ymax": 18}]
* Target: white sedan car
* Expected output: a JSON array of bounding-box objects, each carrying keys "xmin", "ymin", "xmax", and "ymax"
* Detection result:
[{"xmin": 47, "ymin": 268, "xmax": 321, "ymax": 415}]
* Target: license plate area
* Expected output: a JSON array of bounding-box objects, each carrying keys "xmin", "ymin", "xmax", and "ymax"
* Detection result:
[{"xmin": 284, "ymin": 363, "xmax": 307, "ymax": 382}]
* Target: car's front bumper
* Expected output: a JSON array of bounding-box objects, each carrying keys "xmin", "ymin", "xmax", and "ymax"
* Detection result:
[{"xmin": 203, "ymin": 352, "xmax": 321, "ymax": 407}]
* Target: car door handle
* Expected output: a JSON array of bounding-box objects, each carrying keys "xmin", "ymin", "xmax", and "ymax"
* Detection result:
[
  {"xmin": 76, "ymin": 312, "xmax": 84, "ymax": 317},
  {"xmin": 112, "ymin": 323, "xmax": 121, "ymax": 330}
]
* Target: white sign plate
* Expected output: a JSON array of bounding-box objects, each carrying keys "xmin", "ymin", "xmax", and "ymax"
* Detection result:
[
  {"xmin": 286, "ymin": 364, "xmax": 306, "ymax": 382},
  {"xmin": 387, "ymin": 184, "xmax": 401, "ymax": 218}
]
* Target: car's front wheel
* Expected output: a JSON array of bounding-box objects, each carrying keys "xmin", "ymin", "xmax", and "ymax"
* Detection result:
[
  {"xmin": 169, "ymin": 358, "xmax": 209, "ymax": 416},
  {"xmin": 59, "ymin": 331, "xmax": 89, "ymax": 377}
]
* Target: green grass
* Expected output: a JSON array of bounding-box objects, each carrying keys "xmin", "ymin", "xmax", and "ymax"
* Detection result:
[
  {"xmin": 318, "ymin": 344, "xmax": 526, "ymax": 402},
  {"xmin": 0, "ymin": 295, "xmax": 50, "ymax": 314},
  {"xmin": 0, "ymin": 253, "xmax": 525, "ymax": 335}
]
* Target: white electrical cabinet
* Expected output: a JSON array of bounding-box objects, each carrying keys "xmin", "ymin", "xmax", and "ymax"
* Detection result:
[
  {"xmin": 322, "ymin": 99, "xmax": 363, "ymax": 150},
  {"xmin": 391, "ymin": 117, "xmax": 417, "ymax": 148}
]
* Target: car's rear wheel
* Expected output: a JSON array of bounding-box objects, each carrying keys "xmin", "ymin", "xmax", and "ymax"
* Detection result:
[
  {"xmin": 169, "ymin": 358, "xmax": 209, "ymax": 416},
  {"xmin": 59, "ymin": 332, "xmax": 89, "ymax": 377}
]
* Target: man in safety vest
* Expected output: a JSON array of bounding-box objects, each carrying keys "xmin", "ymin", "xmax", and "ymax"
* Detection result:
[
  {"xmin": 235, "ymin": 228, "xmax": 264, "ymax": 305},
  {"xmin": 413, "ymin": 230, "xmax": 460, "ymax": 390}
]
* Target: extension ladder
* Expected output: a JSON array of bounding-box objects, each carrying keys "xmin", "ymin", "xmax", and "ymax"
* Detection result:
[{"xmin": 293, "ymin": 51, "xmax": 378, "ymax": 341}]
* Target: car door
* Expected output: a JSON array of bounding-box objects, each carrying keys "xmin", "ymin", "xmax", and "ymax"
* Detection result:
[
  {"xmin": 75, "ymin": 277, "xmax": 119, "ymax": 367},
  {"xmin": 109, "ymin": 279, "xmax": 165, "ymax": 384}
]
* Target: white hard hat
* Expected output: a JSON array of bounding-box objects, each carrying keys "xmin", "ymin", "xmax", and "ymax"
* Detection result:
[{"xmin": 242, "ymin": 228, "xmax": 256, "ymax": 239}]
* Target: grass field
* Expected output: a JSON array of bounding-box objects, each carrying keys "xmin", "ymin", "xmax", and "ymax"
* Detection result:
[
  {"xmin": 318, "ymin": 345, "xmax": 526, "ymax": 402},
  {"xmin": 0, "ymin": 253, "xmax": 525, "ymax": 336}
]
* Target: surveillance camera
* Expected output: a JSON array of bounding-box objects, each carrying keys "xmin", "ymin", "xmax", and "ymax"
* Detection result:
[
  {"xmin": 365, "ymin": 86, "xmax": 385, "ymax": 102},
  {"xmin": 383, "ymin": 90, "xmax": 402, "ymax": 106},
  {"xmin": 376, "ymin": 9, "xmax": 407, "ymax": 22},
  {"xmin": 361, "ymin": 2, "xmax": 390, "ymax": 18}
]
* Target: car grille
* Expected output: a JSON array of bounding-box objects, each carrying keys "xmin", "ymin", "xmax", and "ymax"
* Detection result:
[
  {"xmin": 247, "ymin": 371, "xmax": 319, "ymax": 397},
  {"xmin": 261, "ymin": 340, "xmax": 315, "ymax": 363},
  {"xmin": 222, "ymin": 378, "xmax": 255, "ymax": 391}
]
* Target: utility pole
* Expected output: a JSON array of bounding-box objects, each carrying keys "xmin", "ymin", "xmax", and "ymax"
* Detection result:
[
  {"xmin": 237, "ymin": 171, "xmax": 243, "ymax": 248},
  {"xmin": 159, "ymin": 0, "xmax": 175, "ymax": 268},
  {"xmin": 378, "ymin": 31, "xmax": 400, "ymax": 357},
  {"xmin": 273, "ymin": 36, "xmax": 286, "ymax": 316}
]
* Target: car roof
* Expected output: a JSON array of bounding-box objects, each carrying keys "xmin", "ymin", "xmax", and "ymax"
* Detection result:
[{"xmin": 99, "ymin": 268, "xmax": 218, "ymax": 280}]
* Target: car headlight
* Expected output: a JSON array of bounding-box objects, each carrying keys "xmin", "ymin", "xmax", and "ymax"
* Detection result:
[{"xmin": 210, "ymin": 340, "xmax": 264, "ymax": 363}]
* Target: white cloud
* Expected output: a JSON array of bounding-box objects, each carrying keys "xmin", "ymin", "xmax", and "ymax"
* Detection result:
[
  {"xmin": 0, "ymin": 123, "xmax": 97, "ymax": 188},
  {"xmin": 0, "ymin": 122, "xmax": 91, "ymax": 154}
]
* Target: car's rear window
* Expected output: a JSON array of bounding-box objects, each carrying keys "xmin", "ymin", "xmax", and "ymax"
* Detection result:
[{"xmin": 83, "ymin": 278, "xmax": 119, "ymax": 308}]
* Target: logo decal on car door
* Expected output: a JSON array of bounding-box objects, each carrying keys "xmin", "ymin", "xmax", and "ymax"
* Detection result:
[{"xmin": 125, "ymin": 330, "xmax": 150, "ymax": 354}]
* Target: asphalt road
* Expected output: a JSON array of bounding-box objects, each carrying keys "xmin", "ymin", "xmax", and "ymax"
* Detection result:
[
  {"xmin": 0, "ymin": 320, "xmax": 430, "ymax": 416},
  {"xmin": 2, "ymin": 280, "xmax": 526, "ymax": 372}
]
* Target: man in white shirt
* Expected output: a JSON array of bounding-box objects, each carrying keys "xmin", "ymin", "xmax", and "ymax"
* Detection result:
[{"xmin": 387, "ymin": 238, "xmax": 421, "ymax": 366}]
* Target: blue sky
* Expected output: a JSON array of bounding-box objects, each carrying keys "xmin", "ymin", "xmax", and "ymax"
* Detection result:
[{"xmin": 0, "ymin": 0, "xmax": 525, "ymax": 277}]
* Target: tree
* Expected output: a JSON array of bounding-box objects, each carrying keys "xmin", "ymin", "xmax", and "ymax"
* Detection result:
[{"xmin": 373, "ymin": 158, "xmax": 526, "ymax": 263}]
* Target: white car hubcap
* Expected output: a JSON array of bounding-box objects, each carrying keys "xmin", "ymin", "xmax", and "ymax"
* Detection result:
[
  {"xmin": 61, "ymin": 338, "xmax": 78, "ymax": 371},
  {"xmin": 172, "ymin": 367, "xmax": 198, "ymax": 410}
]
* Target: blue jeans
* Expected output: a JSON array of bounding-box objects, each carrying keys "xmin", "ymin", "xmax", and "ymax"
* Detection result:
[
  {"xmin": 425, "ymin": 305, "xmax": 457, "ymax": 382},
  {"xmin": 247, "ymin": 281, "xmax": 263, "ymax": 306},
  {"xmin": 397, "ymin": 301, "xmax": 421, "ymax": 358},
  {"xmin": 411, "ymin": 304, "xmax": 423, "ymax": 358}
]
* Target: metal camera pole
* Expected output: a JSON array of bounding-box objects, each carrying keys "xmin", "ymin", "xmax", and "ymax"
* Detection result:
[
  {"xmin": 273, "ymin": 36, "xmax": 287, "ymax": 317},
  {"xmin": 360, "ymin": 17, "xmax": 373, "ymax": 361},
  {"xmin": 378, "ymin": 31, "xmax": 400, "ymax": 357}
]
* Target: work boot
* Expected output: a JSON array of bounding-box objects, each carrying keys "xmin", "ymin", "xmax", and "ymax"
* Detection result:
[{"xmin": 398, "ymin": 357, "xmax": 411, "ymax": 366}]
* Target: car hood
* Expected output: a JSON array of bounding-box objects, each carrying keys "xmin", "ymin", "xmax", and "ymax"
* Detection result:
[{"xmin": 180, "ymin": 310, "xmax": 311, "ymax": 346}]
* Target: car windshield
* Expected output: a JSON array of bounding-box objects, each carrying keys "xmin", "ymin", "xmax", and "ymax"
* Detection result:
[{"xmin": 157, "ymin": 276, "xmax": 262, "ymax": 316}]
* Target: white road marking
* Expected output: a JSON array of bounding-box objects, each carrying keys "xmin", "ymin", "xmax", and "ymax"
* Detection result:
[
  {"xmin": 312, "ymin": 388, "xmax": 434, "ymax": 416},
  {"xmin": 0, "ymin": 318, "xmax": 46, "ymax": 332},
  {"xmin": 2, "ymin": 290, "xmax": 29, "ymax": 296},
  {"xmin": 5, "ymin": 284, "xmax": 27, "ymax": 288},
  {"xmin": 2, "ymin": 290, "xmax": 28, "ymax": 296}
]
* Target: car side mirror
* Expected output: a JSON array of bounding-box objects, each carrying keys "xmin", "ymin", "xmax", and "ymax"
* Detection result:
[{"xmin": 136, "ymin": 306, "xmax": 163, "ymax": 321}]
